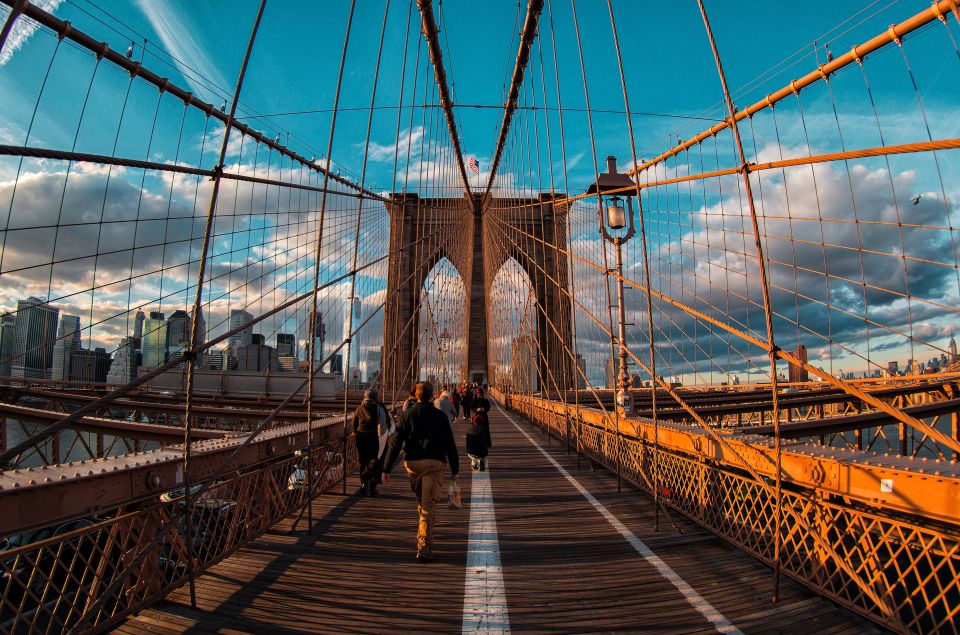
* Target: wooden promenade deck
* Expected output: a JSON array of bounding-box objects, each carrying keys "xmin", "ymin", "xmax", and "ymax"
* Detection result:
[{"xmin": 118, "ymin": 403, "xmax": 884, "ymax": 634}]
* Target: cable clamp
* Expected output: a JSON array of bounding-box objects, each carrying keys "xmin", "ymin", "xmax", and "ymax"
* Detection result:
[
  {"xmin": 209, "ymin": 165, "xmax": 224, "ymax": 181},
  {"xmin": 931, "ymin": 1, "xmax": 946, "ymax": 22},
  {"xmin": 765, "ymin": 94, "xmax": 776, "ymax": 110},
  {"xmin": 789, "ymin": 80, "xmax": 801, "ymax": 96},
  {"xmin": 888, "ymin": 24, "xmax": 902, "ymax": 46},
  {"xmin": 850, "ymin": 45, "xmax": 863, "ymax": 65},
  {"xmin": 817, "ymin": 64, "xmax": 830, "ymax": 81},
  {"xmin": 97, "ymin": 41, "xmax": 109, "ymax": 60},
  {"xmin": 59, "ymin": 21, "xmax": 72, "ymax": 42}
]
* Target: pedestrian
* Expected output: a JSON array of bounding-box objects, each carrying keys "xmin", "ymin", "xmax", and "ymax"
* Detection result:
[
  {"xmin": 450, "ymin": 388, "xmax": 460, "ymax": 417},
  {"xmin": 402, "ymin": 387, "xmax": 417, "ymax": 411},
  {"xmin": 474, "ymin": 388, "xmax": 490, "ymax": 415},
  {"xmin": 460, "ymin": 386, "xmax": 474, "ymax": 419},
  {"xmin": 351, "ymin": 388, "xmax": 392, "ymax": 497},
  {"xmin": 435, "ymin": 389, "xmax": 457, "ymax": 431},
  {"xmin": 382, "ymin": 382, "xmax": 460, "ymax": 561},
  {"xmin": 466, "ymin": 407, "xmax": 492, "ymax": 471}
]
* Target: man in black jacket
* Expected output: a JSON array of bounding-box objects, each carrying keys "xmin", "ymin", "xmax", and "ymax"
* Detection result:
[{"xmin": 382, "ymin": 382, "xmax": 459, "ymax": 561}]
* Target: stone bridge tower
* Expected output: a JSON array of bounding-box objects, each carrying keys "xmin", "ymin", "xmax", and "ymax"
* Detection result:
[{"xmin": 381, "ymin": 192, "xmax": 572, "ymax": 398}]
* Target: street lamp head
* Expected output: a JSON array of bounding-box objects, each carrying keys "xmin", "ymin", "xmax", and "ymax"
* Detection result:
[
  {"xmin": 586, "ymin": 155, "xmax": 637, "ymax": 242},
  {"xmin": 607, "ymin": 196, "xmax": 626, "ymax": 230}
]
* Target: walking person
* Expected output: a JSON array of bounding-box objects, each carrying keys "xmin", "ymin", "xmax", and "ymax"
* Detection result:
[
  {"xmin": 466, "ymin": 407, "xmax": 492, "ymax": 471},
  {"xmin": 460, "ymin": 386, "xmax": 474, "ymax": 420},
  {"xmin": 474, "ymin": 388, "xmax": 490, "ymax": 416},
  {"xmin": 382, "ymin": 382, "xmax": 460, "ymax": 561},
  {"xmin": 351, "ymin": 388, "xmax": 393, "ymax": 497},
  {"xmin": 435, "ymin": 389, "xmax": 457, "ymax": 431}
]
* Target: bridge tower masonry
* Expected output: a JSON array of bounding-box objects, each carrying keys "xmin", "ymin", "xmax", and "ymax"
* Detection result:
[{"xmin": 381, "ymin": 192, "xmax": 573, "ymax": 399}]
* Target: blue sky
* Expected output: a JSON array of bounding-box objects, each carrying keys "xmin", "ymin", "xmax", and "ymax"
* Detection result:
[{"xmin": 1, "ymin": 0, "xmax": 958, "ymax": 385}]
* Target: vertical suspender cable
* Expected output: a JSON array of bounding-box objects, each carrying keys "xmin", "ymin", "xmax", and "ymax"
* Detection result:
[
  {"xmin": 305, "ymin": 0, "xmax": 357, "ymax": 525},
  {"xmin": 696, "ymin": 0, "xmax": 784, "ymax": 602},
  {"xmin": 605, "ymin": 0, "xmax": 663, "ymax": 530},
  {"xmin": 182, "ymin": 0, "xmax": 269, "ymax": 609}
]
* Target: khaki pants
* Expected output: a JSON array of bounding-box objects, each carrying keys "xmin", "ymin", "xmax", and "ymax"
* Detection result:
[{"xmin": 403, "ymin": 458, "xmax": 445, "ymax": 548}]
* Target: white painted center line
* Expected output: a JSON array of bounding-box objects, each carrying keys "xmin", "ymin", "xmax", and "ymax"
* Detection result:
[
  {"xmin": 498, "ymin": 404, "xmax": 743, "ymax": 635},
  {"xmin": 462, "ymin": 461, "xmax": 511, "ymax": 635}
]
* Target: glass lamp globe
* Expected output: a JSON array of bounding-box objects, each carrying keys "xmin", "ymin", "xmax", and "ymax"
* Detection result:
[{"xmin": 607, "ymin": 196, "xmax": 626, "ymax": 230}]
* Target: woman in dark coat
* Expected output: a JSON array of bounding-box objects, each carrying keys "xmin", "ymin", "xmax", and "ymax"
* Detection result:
[
  {"xmin": 465, "ymin": 407, "xmax": 492, "ymax": 471},
  {"xmin": 352, "ymin": 388, "xmax": 391, "ymax": 496}
]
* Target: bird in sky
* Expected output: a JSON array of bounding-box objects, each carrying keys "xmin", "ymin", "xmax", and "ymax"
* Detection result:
[{"xmin": 912, "ymin": 194, "xmax": 922, "ymax": 205}]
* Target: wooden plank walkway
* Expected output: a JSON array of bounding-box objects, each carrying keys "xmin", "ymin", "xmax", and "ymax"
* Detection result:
[{"xmin": 118, "ymin": 403, "xmax": 885, "ymax": 634}]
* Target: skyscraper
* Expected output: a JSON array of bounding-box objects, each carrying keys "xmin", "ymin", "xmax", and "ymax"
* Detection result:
[
  {"xmin": 365, "ymin": 349, "xmax": 382, "ymax": 385},
  {"xmin": 133, "ymin": 310, "xmax": 145, "ymax": 345},
  {"xmin": 51, "ymin": 315, "xmax": 81, "ymax": 381},
  {"xmin": 106, "ymin": 336, "xmax": 137, "ymax": 385},
  {"xmin": 70, "ymin": 347, "xmax": 112, "ymax": 383},
  {"xmin": 605, "ymin": 356, "xmax": 617, "ymax": 390},
  {"xmin": 11, "ymin": 297, "xmax": 59, "ymax": 379},
  {"xmin": 166, "ymin": 310, "xmax": 191, "ymax": 351},
  {"xmin": 0, "ymin": 314, "xmax": 17, "ymax": 379},
  {"xmin": 307, "ymin": 310, "xmax": 326, "ymax": 371},
  {"xmin": 343, "ymin": 295, "xmax": 361, "ymax": 370},
  {"xmin": 228, "ymin": 309, "xmax": 254, "ymax": 352},
  {"xmin": 235, "ymin": 333, "xmax": 277, "ymax": 372},
  {"xmin": 141, "ymin": 311, "xmax": 168, "ymax": 368},
  {"xmin": 788, "ymin": 344, "xmax": 809, "ymax": 383},
  {"xmin": 276, "ymin": 333, "xmax": 296, "ymax": 358},
  {"xmin": 950, "ymin": 337, "xmax": 958, "ymax": 363}
]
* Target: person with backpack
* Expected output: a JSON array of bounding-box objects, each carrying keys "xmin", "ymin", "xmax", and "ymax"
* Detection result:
[
  {"xmin": 382, "ymin": 382, "xmax": 460, "ymax": 561},
  {"xmin": 351, "ymin": 388, "xmax": 393, "ymax": 497},
  {"xmin": 465, "ymin": 407, "xmax": 492, "ymax": 471}
]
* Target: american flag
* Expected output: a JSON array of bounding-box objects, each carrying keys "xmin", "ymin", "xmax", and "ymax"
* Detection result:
[{"xmin": 467, "ymin": 156, "xmax": 480, "ymax": 174}]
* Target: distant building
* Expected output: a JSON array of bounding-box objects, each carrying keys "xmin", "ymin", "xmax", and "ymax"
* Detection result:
[
  {"xmin": 277, "ymin": 356, "xmax": 297, "ymax": 372},
  {"xmin": 887, "ymin": 361, "xmax": 899, "ymax": 376},
  {"xmin": 328, "ymin": 353, "xmax": 343, "ymax": 375},
  {"xmin": 228, "ymin": 309, "xmax": 254, "ymax": 352},
  {"xmin": 166, "ymin": 310, "xmax": 191, "ymax": 351},
  {"xmin": 235, "ymin": 334, "xmax": 277, "ymax": 372},
  {"xmin": 51, "ymin": 315, "xmax": 82, "ymax": 381},
  {"xmin": 344, "ymin": 296, "xmax": 361, "ymax": 371},
  {"xmin": 0, "ymin": 314, "xmax": 16, "ymax": 378},
  {"xmin": 788, "ymin": 345, "xmax": 809, "ymax": 383},
  {"xmin": 575, "ymin": 354, "xmax": 586, "ymax": 389},
  {"xmin": 511, "ymin": 334, "xmax": 536, "ymax": 391},
  {"xmin": 106, "ymin": 337, "xmax": 137, "ymax": 385},
  {"xmin": 141, "ymin": 312, "xmax": 168, "ymax": 368},
  {"xmin": 70, "ymin": 347, "xmax": 112, "ymax": 383},
  {"xmin": 201, "ymin": 349, "xmax": 227, "ymax": 371},
  {"xmin": 11, "ymin": 297, "xmax": 59, "ymax": 379},
  {"xmin": 605, "ymin": 357, "xmax": 617, "ymax": 390},
  {"xmin": 308, "ymin": 310, "xmax": 326, "ymax": 370},
  {"xmin": 950, "ymin": 337, "xmax": 958, "ymax": 363},
  {"xmin": 365, "ymin": 349, "xmax": 382, "ymax": 385},
  {"xmin": 133, "ymin": 310, "xmax": 145, "ymax": 346},
  {"xmin": 276, "ymin": 333, "xmax": 296, "ymax": 358}
]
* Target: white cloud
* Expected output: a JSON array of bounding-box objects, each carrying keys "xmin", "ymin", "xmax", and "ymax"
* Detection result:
[
  {"xmin": 0, "ymin": 0, "xmax": 63, "ymax": 66},
  {"xmin": 134, "ymin": 0, "xmax": 228, "ymax": 102}
]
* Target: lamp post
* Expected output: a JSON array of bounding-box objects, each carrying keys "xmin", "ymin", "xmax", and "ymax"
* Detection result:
[{"xmin": 587, "ymin": 156, "xmax": 636, "ymax": 416}]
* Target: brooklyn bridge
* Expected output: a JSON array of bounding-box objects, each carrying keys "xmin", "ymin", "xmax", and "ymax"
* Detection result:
[{"xmin": 0, "ymin": 0, "xmax": 958, "ymax": 632}]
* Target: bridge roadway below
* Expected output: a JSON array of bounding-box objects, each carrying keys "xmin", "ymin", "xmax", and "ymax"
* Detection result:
[{"xmin": 118, "ymin": 403, "xmax": 882, "ymax": 634}]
